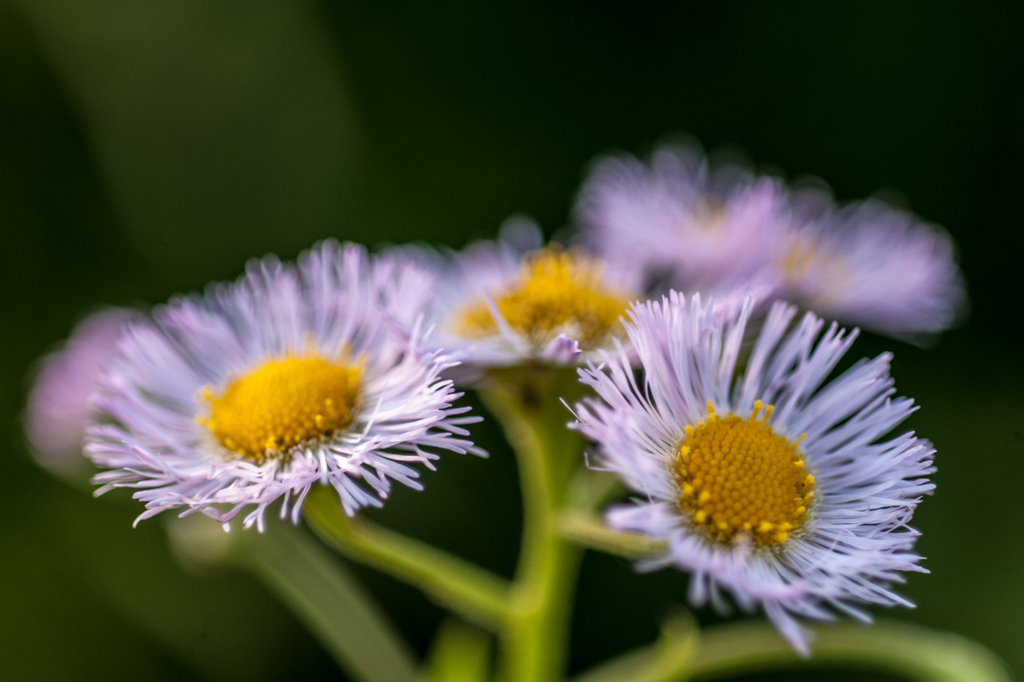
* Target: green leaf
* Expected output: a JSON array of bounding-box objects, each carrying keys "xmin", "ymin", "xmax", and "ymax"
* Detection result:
[
  {"xmin": 233, "ymin": 517, "xmax": 418, "ymax": 682},
  {"xmin": 12, "ymin": 0, "xmax": 362, "ymax": 282}
]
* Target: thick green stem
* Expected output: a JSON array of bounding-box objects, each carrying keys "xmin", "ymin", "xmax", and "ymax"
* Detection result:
[
  {"xmin": 481, "ymin": 365, "xmax": 589, "ymax": 682},
  {"xmin": 303, "ymin": 486, "xmax": 512, "ymax": 630}
]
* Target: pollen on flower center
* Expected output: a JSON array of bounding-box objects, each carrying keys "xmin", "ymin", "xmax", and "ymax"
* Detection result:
[
  {"xmin": 455, "ymin": 248, "xmax": 629, "ymax": 349},
  {"xmin": 199, "ymin": 357, "xmax": 360, "ymax": 462},
  {"xmin": 676, "ymin": 401, "xmax": 814, "ymax": 547}
]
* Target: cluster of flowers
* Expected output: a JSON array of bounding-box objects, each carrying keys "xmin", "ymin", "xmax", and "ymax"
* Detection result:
[{"xmin": 26, "ymin": 144, "xmax": 962, "ymax": 652}]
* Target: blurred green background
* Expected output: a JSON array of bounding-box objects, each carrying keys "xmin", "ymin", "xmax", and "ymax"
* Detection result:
[{"xmin": 1, "ymin": 1, "xmax": 1021, "ymax": 680}]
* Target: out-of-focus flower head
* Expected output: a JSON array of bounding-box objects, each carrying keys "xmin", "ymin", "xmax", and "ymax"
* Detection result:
[
  {"xmin": 573, "ymin": 293, "xmax": 933, "ymax": 653},
  {"xmin": 575, "ymin": 142, "xmax": 966, "ymax": 342},
  {"xmin": 24, "ymin": 307, "xmax": 136, "ymax": 474},
  {"xmin": 576, "ymin": 144, "xmax": 791, "ymax": 295},
  {"xmin": 386, "ymin": 217, "xmax": 648, "ymax": 376},
  {"xmin": 85, "ymin": 241, "xmax": 484, "ymax": 531},
  {"xmin": 776, "ymin": 199, "xmax": 967, "ymax": 341}
]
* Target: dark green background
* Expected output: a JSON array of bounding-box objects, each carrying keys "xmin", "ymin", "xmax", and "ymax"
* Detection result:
[{"xmin": 1, "ymin": 1, "xmax": 1021, "ymax": 680}]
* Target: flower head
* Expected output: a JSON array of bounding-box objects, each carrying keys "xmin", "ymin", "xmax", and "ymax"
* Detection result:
[
  {"xmin": 776, "ymin": 200, "xmax": 966, "ymax": 341},
  {"xmin": 577, "ymin": 145, "xmax": 791, "ymax": 295},
  {"xmin": 575, "ymin": 143, "xmax": 966, "ymax": 340},
  {"xmin": 24, "ymin": 307, "xmax": 136, "ymax": 473},
  {"xmin": 85, "ymin": 241, "xmax": 484, "ymax": 530},
  {"xmin": 573, "ymin": 292, "xmax": 934, "ymax": 652},
  {"xmin": 391, "ymin": 217, "xmax": 641, "ymax": 373}
]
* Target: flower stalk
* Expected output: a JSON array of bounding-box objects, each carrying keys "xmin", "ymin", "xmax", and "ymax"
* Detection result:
[
  {"xmin": 557, "ymin": 510, "xmax": 667, "ymax": 559},
  {"xmin": 573, "ymin": 620, "xmax": 1011, "ymax": 682},
  {"xmin": 304, "ymin": 487, "xmax": 512, "ymax": 630},
  {"xmin": 480, "ymin": 364, "xmax": 590, "ymax": 682}
]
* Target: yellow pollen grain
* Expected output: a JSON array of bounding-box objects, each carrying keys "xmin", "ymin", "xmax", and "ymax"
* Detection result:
[
  {"xmin": 675, "ymin": 400, "xmax": 814, "ymax": 548},
  {"xmin": 454, "ymin": 247, "xmax": 630, "ymax": 349},
  {"xmin": 197, "ymin": 356, "xmax": 360, "ymax": 462}
]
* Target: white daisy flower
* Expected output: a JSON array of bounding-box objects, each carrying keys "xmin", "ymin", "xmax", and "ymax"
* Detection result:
[
  {"xmin": 25, "ymin": 307, "xmax": 136, "ymax": 473},
  {"xmin": 85, "ymin": 241, "xmax": 484, "ymax": 530},
  {"xmin": 776, "ymin": 200, "xmax": 966, "ymax": 341},
  {"xmin": 390, "ymin": 217, "xmax": 642, "ymax": 373},
  {"xmin": 576, "ymin": 144, "xmax": 792, "ymax": 296},
  {"xmin": 572, "ymin": 292, "xmax": 934, "ymax": 653},
  {"xmin": 575, "ymin": 143, "xmax": 966, "ymax": 340}
]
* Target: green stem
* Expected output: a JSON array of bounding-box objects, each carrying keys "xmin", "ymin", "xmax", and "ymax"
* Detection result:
[
  {"xmin": 564, "ymin": 467, "xmax": 626, "ymax": 513},
  {"xmin": 686, "ymin": 620, "xmax": 1011, "ymax": 682},
  {"xmin": 480, "ymin": 365, "xmax": 589, "ymax": 682},
  {"xmin": 422, "ymin": 617, "xmax": 493, "ymax": 682},
  {"xmin": 557, "ymin": 510, "xmax": 667, "ymax": 559},
  {"xmin": 303, "ymin": 486, "xmax": 512, "ymax": 629},
  {"xmin": 233, "ymin": 518, "xmax": 419, "ymax": 682},
  {"xmin": 572, "ymin": 620, "xmax": 1011, "ymax": 682},
  {"xmin": 569, "ymin": 612, "xmax": 699, "ymax": 682}
]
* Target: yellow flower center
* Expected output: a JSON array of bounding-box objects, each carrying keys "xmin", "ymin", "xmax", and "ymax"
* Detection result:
[
  {"xmin": 779, "ymin": 235, "xmax": 819, "ymax": 281},
  {"xmin": 198, "ymin": 357, "xmax": 360, "ymax": 462},
  {"xmin": 778, "ymin": 233, "xmax": 849, "ymax": 293},
  {"xmin": 688, "ymin": 196, "xmax": 728, "ymax": 234},
  {"xmin": 676, "ymin": 401, "xmax": 814, "ymax": 547},
  {"xmin": 455, "ymin": 248, "xmax": 630, "ymax": 349}
]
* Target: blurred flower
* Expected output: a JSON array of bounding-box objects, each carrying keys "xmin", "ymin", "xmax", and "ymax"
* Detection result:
[
  {"xmin": 24, "ymin": 307, "xmax": 136, "ymax": 474},
  {"xmin": 577, "ymin": 145, "xmax": 791, "ymax": 295},
  {"xmin": 776, "ymin": 200, "xmax": 966, "ymax": 341},
  {"xmin": 575, "ymin": 143, "xmax": 966, "ymax": 341},
  {"xmin": 387, "ymin": 217, "xmax": 642, "ymax": 374},
  {"xmin": 573, "ymin": 293, "xmax": 933, "ymax": 652},
  {"xmin": 85, "ymin": 241, "xmax": 483, "ymax": 530}
]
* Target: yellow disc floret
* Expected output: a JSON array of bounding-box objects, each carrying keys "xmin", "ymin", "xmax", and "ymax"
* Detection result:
[
  {"xmin": 455, "ymin": 247, "xmax": 630, "ymax": 349},
  {"xmin": 676, "ymin": 401, "xmax": 814, "ymax": 547},
  {"xmin": 198, "ymin": 357, "xmax": 360, "ymax": 462}
]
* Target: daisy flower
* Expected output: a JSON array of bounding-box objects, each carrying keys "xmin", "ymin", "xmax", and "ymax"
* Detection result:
[
  {"xmin": 572, "ymin": 292, "xmax": 934, "ymax": 652},
  {"xmin": 85, "ymin": 241, "xmax": 483, "ymax": 530},
  {"xmin": 575, "ymin": 144, "xmax": 792, "ymax": 296},
  {"xmin": 390, "ymin": 217, "xmax": 642, "ymax": 372},
  {"xmin": 776, "ymin": 199, "xmax": 966, "ymax": 341},
  {"xmin": 25, "ymin": 307, "xmax": 136, "ymax": 473},
  {"xmin": 575, "ymin": 143, "xmax": 966, "ymax": 340}
]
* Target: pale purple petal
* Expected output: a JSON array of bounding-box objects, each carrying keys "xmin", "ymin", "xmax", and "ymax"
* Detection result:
[
  {"xmin": 575, "ymin": 142, "xmax": 966, "ymax": 340},
  {"xmin": 572, "ymin": 292, "xmax": 932, "ymax": 652},
  {"xmin": 25, "ymin": 308, "xmax": 136, "ymax": 472},
  {"xmin": 85, "ymin": 241, "xmax": 484, "ymax": 530}
]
